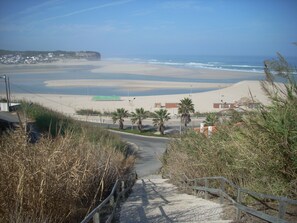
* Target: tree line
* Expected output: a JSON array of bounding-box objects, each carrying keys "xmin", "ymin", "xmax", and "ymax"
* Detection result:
[{"xmin": 111, "ymin": 97, "xmax": 195, "ymax": 135}]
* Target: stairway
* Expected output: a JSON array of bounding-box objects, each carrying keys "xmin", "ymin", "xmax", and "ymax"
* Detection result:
[{"xmin": 119, "ymin": 175, "xmax": 233, "ymax": 223}]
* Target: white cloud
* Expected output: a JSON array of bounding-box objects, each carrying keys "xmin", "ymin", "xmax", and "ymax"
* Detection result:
[
  {"xmin": 0, "ymin": 0, "xmax": 62, "ymax": 22},
  {"xmin": 0, "ymin": 0, "xmax": 134, "ymax": 32},
  {"xmin": 39, "ymin": 0, "xmax": 133, "ymax": 23}
]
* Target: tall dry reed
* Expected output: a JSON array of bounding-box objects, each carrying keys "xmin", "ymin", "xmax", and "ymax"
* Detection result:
[
  {"xmin": 162, "ymin": 122, "xmax": 296, "ymax": 199},
  {"xmin": 0, "ymin": 128, "xmax": 134, "ymax": 222}
]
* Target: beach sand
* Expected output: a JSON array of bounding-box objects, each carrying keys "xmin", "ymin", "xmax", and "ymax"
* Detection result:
[
  {"xmin": 1, "ymin": 59, "xmax": 269, "ymax": 116},
  {"xmin": 8, "ymin": 80, "xmax": 268, "ymax": 116},
  {"xmin": 44, "ymin": 79, "xmax": 231, "ymax": 92}
]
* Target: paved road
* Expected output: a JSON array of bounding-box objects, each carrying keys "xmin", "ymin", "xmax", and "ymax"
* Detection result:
[
  {"xmin": 0, "ymin": 112, "xmax": 19, "ymax": 132},
  {"xmin": 113, "ymin": 131, "xmax": 170, "ymax": 178},
  {"xmin": 0, "ymin": 111, "xmax": 19, "ymax": 123}
]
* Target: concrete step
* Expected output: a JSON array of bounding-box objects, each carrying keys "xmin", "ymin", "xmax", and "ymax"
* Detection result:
[
  {"xmin": 198, "ymin": 221, "xmax": 233, "ymax": 223},
  {"xmin": 119, "ymin": 176, "xmax": 233, "ymax": 223}
]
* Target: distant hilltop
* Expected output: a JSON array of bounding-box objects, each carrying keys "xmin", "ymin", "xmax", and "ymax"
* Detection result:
[{"xmin": 0, "ymin": 50, "xmax": 101, "ymax": 64}]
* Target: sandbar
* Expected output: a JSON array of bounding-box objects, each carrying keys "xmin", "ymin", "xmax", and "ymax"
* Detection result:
[
  {"xmin": 44, "ymin": 79, "xmax": 231, "ymax": 92},
  {"xmin": 0, "ymin": 59, "xmax": 263, "ymax": 79}
]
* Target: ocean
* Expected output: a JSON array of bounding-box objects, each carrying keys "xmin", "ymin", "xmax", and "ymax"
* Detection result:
[
  {"xmin": 119, "ymin": 55, "xmax": 268, "ymax": 73},
  {"xmin": 1, "ymin": 55, "xmax": 296, "ymax": 97}
]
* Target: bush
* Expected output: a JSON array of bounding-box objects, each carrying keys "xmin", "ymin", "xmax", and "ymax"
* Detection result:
[
  {"xmin": 76, "ymin": 109, "xmax": 102, "ymax": 116},
  {"xmin": 162, "ymin": 53, "xmax": 297, "ymax": 199},
  {"xmin": 19, "ymin": 101, "xmax": 76, "ymax": 137},
  {"xmin": 204, "ymin": 113, "xmax": 219, "ymax": 126}
]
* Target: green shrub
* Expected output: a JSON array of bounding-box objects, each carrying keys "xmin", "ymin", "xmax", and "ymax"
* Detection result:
[
  {"xmin": 204, "ymin": 113, "xmax": 219, "ymax": 126},
  {"xmin": 76, "ymin": 109, "xmax": 102, "ymax": 116},
  {"xmin": 162, "ymin": 53, "xmax": 297, "ymax": 199},
  {"xmin": 19, "ymin": 101, "xmax": 75, "ymax": 136}
]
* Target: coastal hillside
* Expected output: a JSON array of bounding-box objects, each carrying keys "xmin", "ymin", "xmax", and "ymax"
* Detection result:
[
  {"xmin": 162, "ymin": 54, "xmax": 297, "ymax": 201},
  {"xmin": 0, "ymin": 49, "xmax": 101, "ymax": 64},
  {"xmin": 0, "ymin": 102, "xmax": 134, "ymax": 222}
]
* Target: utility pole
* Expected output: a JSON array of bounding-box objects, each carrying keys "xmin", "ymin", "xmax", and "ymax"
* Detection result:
[
  {"xmin": 1, "ymin": 75, "xmax": 9, "ymax": 112},
  {"xmin": 8, "ymin": 76, "xmax": 11, "ymax": 104}
]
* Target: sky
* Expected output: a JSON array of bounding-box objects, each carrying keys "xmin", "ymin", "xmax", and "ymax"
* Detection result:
[{"xmin": 0, "ymin": 0, "xmax": 296, "ymax": 58}]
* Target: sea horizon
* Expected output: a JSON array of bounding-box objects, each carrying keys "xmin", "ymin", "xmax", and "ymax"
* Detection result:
[{"xmin": 106, "ymin": 54, "xmax": 297, "ymax": 74}]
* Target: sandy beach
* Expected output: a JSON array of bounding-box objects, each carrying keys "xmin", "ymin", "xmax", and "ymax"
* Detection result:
[{"xmin": 1, "ymin": 59, "xmax": 269, "ymax": 116}]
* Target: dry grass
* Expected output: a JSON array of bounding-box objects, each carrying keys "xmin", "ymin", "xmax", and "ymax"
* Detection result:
[
  {"xmin": 162, "ymin": 121, "xmax": 297, "ymax": 199},
  {"xmin": 162, "ymin": 54, "xmax": 297, "ymax": 200},
  {"xmin": 0, "ymin": 128, "xmax": 135, "ymax": 222}
]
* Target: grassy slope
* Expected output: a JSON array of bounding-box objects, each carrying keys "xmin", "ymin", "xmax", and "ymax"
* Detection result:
[{"xmin": 0, "ymin": 102, "xmax": 135, "ymax": 222}]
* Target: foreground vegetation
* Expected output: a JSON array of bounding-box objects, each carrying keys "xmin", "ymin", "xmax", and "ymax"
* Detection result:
[
  {"xmin": 0, "ymin": 104, "xmax": 135, "ymax": 222},
  {"xmin": 162, "ymin": 53, "xmax": 297, "ymax": 199}
]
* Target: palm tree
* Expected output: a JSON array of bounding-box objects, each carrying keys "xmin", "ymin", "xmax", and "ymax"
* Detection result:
[
  {"xmin": 204, "ymin": 113, "xmax": 219, "ymax": 126},
  {"xmin": 178, "ymin": 97, "xmax": 195, "ymax": 127},
  {"xmin": 112, "ymin": 108, "xmax": 129, "ymax": 129},
  {"xmin": 130, "ymin": 108, "xmax": 149, "ymax": 132},
  {"xmin": 152, "ymin": 109, "xmax": 171, "ymax": 135}
]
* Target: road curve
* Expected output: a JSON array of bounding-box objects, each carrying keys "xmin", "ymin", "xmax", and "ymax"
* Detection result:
[{"xmin": 112, "ymin": 131, "xmax": 170, "ymax": 178}]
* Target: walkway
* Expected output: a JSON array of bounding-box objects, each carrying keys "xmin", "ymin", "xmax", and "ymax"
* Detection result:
[
  {"xmin": 116, "ymin": 131, "xmax": 169, "ymax": 178},
  {"xmin": 119, "ymin": 175, "xmax": 232, "ymax": 223}
]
